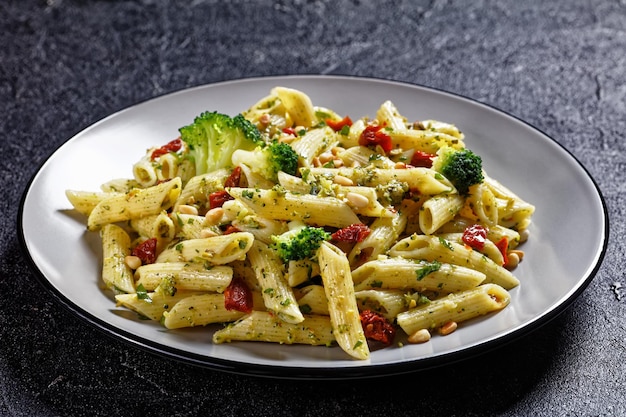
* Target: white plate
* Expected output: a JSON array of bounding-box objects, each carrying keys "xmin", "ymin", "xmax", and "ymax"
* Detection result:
[{"xmin": 19, "ymin": 75, "xmax": 607, "ymax": 379}]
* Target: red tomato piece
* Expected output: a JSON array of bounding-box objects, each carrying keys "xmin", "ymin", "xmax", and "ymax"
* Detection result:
[
  {"xmin": 151, "ymin": 138, "xmax": 182, "ymax": 160},
  {"xmin": 359, "ymin": 125, "xmax": 392, "ymax": 154},
  {"xmin": 224, "ymin": 276, "xmax": 253, "ymax": 313},
  {"xmin": 462, "ymin": 224, "xmax": 488, "ymax": 250},
  {"xmin": 223, "ymin": 225, "xmax": 241, "ymax": 235},
  {"xmin": 325, "ymin": 116, "xmax": 353, "ymax": 132},
  {"xmin": 282, "ymin": 127, "xmax": 297, "ymax": 136},
  {"xmin": 131, "ymin": 238, "xmax": 158, "ymax": 265},
  {"xmin": 495, "ymin": 237, "xmax": 509, "ymax": 266},
  {"xmin": 360, "ymin": 310, "xmax": 396, "ymax": 346},
  {"xmin": 410, "ymin": 150, "xmax": 436, "ymax": 168},
  {"xmin": 331, "ymin": 224, "xmax": 371, "ymax": 243},
  {"xmin": 209, "ymin": 190, "xmax": 233, "ymax": 208},
  {"xmin": 224, "ymin": 166, "xmax": 242, "ymax": 188}
]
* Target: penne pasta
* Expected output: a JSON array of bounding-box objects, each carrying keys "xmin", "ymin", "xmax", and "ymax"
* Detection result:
[
  {"xmin": 212, "ymin": 311, "xmax": 335, "ymax": 346},
  {"xmin": 318, "ymin": 241, "xmax": 369, "ymax": 360},
  {"xmin": 396, "ymin": 283, "xmax": 510, "ymax": 336},
  {"xmin": 68, "ymin": 85, "xmax": 534, "ymax": 360}
]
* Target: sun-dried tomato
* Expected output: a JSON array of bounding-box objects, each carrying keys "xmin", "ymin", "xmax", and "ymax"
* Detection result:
[
  {"xmin": 131, "ymin": 238, "xmax": 158, "ymax": 265},
  {"xmin": 209, "ymin": 190, "xmax": 233, "ymax": 208},
  {"xmin": 360, "ymin": 310, "xmax": 396, "ymax": 346},
  {"xmin": 222, "ymin": 225, "xmax": 241, "ymax": 235},
  {"xmin": 151, "ymin": 138, "xmax": 182, "ymax": 160},
  {"xmin": 224, "ymin": 166, "xmax": 242, "ymax": 188},
  {"xmin": 325, "ymin": 116, "xmax": 353, "ymax": 132},
  {"xmin": 410, "ymin": 150, "xmax": 436, "ymax": 168},
  {"xmin": 331, "ymin": 224, "xmax": 371, "ymax": 243},
  {"xmin": 282, "ymin": 127, "xmax": 297, "ymax": 136},
  {"xmin": 359, "ymin": 124, "xmax": 392, "ymax": 154},
  {"xmin": 224, "ymin": 276, "xmax": 253, "ymax": 313},
  {"xmin": 495, "ymin": 237, "xmax": 509, "ymax": 266},
  {"xmin": 462, "ymin": 224, "xmax": 488, "ymax": 250}
]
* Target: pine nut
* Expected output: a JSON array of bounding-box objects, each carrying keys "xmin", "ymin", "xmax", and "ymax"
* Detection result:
[
  {"xmin": 394, "ymin": 162, "xmax": 408, "ymax": 169},
  {"xmin": 177, "ymin": 204, "xmax": 198, "ymax": 216},
  {"xmin": 204, "ymin": 207, "xmax": 224, "ymax": 225},
  {"xmin": 510, "ymin": 249, "xmax": 524, "ymax": 261},
  {"xmin": 519, "ymin": 228, "xmax": 530, "ymax": 243},
  {"xmin": 439, "ymin": 321, "xmax": 458, "ymax": 336},
  {"xmin": 259, "ymin": 113, "xmax": 271, "ymax": 124},
  {"xmin": 505, "ymin": 252, "xmax": 520, "ymax": 269},
  {"xmin": 408, "ymin": 328, "xmax": 431, "ymax": 344},
  {"xmin": 333, "ymin": 175, "xmax": 354, "ymax": 186},
  {"xmin": 332, "ymin": 159, "xmax": 344, "ymax": 168},
  {"xmin": 318, "ymin": 152, "xmax": 334, "ymax": 164},
  {"xmin": 331, "ymin": 146, "xmax": 345, "ymax": 156},
  {"xmin": 346, "ymin": 192, "xmax": 369, "ymax": 208},
  {"xmin": 125, "ymin": 255, "xmax": 142, "ymax": 270}
]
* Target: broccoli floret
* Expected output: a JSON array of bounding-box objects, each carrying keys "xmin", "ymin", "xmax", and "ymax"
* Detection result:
[
  {"xmin": 179, "ymin": 111, "xmax": 263, "ymax": 175},
  {"xmin": 376, "ymin": 179, "xmax": 409, "ymax": 206},
  {"xmin": 433, "ymin": 147, "xmax": 484, "ymax": 195},
  {"xmin": 232, "ymin": 140, "xmax": 299, "ymax": 181},
  {"xmin": 155, "ymin": 275, "xmax": 177, "ymax": 297},
  {"xmin": 270, "ymin": 222, "xmax": 330, "ymax": 262}
]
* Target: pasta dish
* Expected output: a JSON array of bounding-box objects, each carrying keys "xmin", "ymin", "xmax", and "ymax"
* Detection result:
[{"xmin": 65, "ymin": 86, "xmax": 535, "ymax": 360}]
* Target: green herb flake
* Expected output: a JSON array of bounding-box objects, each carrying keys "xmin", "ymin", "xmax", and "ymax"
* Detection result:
[
  {"xmin": 415, "ymin": 260, "xmax": 442, "ymax": 281},
  {"xmin": 136, "ymin": 284, "xmax": 152, "ymax": 303},
  {"xmin": 438, "ymin": 237, "xmax": 454, "ymax": 251}
]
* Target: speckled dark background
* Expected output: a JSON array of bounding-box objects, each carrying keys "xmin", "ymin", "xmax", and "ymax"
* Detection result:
[{"xmin": 2, "ymin": 1, "xmax": 625, "ymax": 416}]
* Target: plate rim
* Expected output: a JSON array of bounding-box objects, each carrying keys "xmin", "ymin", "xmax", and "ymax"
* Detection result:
[{"xmin": 17, "ymin": 74, "xmax": 610, "ymax": 380}]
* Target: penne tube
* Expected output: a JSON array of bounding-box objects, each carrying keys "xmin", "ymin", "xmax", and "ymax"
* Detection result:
[
  {"xmin": 65, "ymin": 190, "xmax": 121, "ymax": 216},
  {"xmin": 156, "ymin": 232, "xmax": 254, "ymax": 265},
  {"xmin": 227, "ymin": 187, "xmax": 361, "ymax": 229},
  {"xmin": 174, "ymin": 168, "xmax": 231, "ymax": 211},
  {"xmin": 464, "ymin": 182, "xmax": 498, "ymax": 227},
  {"xmin": 348, "ymin": 209, "xmax": 407, "ymax": 266},
  {"xmin": 318, "ymin": 241, "xmax": 369, "ymax": 360},
  {"xmin": 100, "ymin": 178, "xmax": 141, "ymax": 194},
  {"xmin": 438, "ymin": 232, "xmax": 505, "ymax": 266},
  {"xmin": 132, "ymin": 154, "xmax": 158, "ymax": 187},
  {"xmin": 296, "ymin": 284, "xmax": 329, "ymax": 316},
  {"xmin": 306, "ymin": 166, "xmax": 454, "ymax": 196},
  {"xmin": 396, "ymin": 283, "xmax": 510, "ymax": 335},
  {"xmin": 287, "ymin": 258, "xmax": 320, "ymax": 287},
  {"xmin": 388, "ymin": 234, "xmax": 519, "ymax": 289},
  {"xmin": 115, "ymin": 289, "xmax": 202, "ymax": 321},
  {"xmin": 130, "ymin": 210, "xmax": 176, "ymax": 251},
  {"xmin": 162, "ymin": 293, "xmax": 252, "ymax": 329},
  {"xmin": 376, "ymin": 100, "xmax": 407, "ymax": 132},
  {"xmin": 419, "ymin": 194, "xmax": 465, "ymax": 235},
  {"xmin": 247, "ymin": 240, "xmax": 304, "ymax": 324},
  {"xmin": 352, "ymin": 257, "xmax": 486, "ymax": 293},
  {"xmin": 420, "ymin": 119, "xmax": 464, "ymax": 139},
  {"xmin": 87, "ymin": 177, "xmax": 182, "ymax": 231},
  {"xmin": 291, "ymin": 125, "xmax": 338, "ymax": 166},
  {"xmin": 354, "ymin": 289, "xmax": 407, "ymax": 321},
  {"xmin": 387, "ymin": 129, "xmax": 464, "ymax": 154},
  {"xmin": 100, "ymin": 224, "xmax": 135, "ymax": 294},
  {"xmin": 135, "ymin": 262, "xmax": 233, "ymax": 293},
  {"xmin": 212, "ymin": 311, "xmax": 335, "ymax": 346},
  {"xmin": 272, "ymin": 86, "xmax": 317, "ymax": 128}
]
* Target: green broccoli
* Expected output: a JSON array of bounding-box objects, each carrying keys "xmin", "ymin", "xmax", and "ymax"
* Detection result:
[
  {"xmin": 232, "ymin": 140, "xmax": 299, "ymax": 181},
  {"xmin": 179, "ymin": 111, "xmax": 263, "ymax": 175},
  {"xmin": 155, "ymin": 275, "xmax": 177, "ymax": 297},
  {"xmin": 432, "ymin": 147, "xmax": 484, "ymax": 195},
  {"xmin": 270, "ymin": 221, "xmax": 330, "ymax": 262}
]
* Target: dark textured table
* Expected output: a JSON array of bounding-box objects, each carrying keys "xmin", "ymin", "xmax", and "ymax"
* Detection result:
[{"xmin": 2, "ymin": 1, "xmax": 624, "ymax": 416}]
